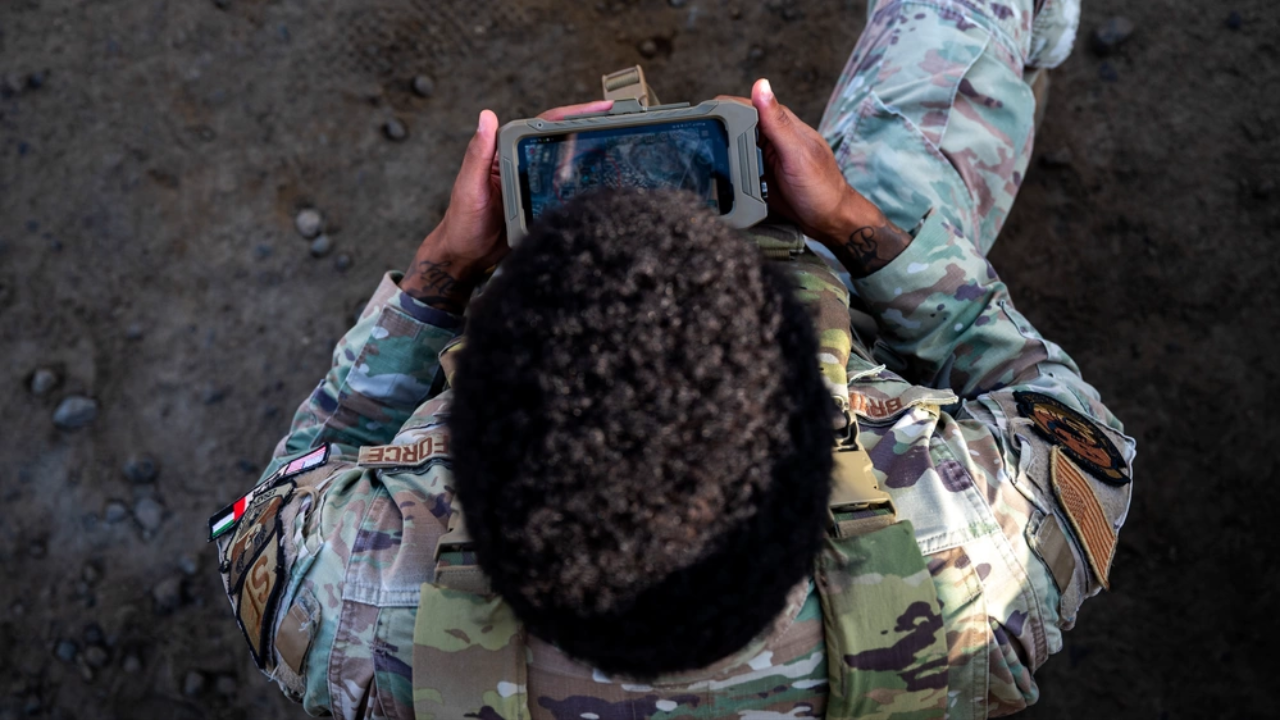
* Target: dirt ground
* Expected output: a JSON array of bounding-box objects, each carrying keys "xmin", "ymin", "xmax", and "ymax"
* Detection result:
[{"xmin": 1, "ymin": 0, "xmax": 1277, "ymax": 718}]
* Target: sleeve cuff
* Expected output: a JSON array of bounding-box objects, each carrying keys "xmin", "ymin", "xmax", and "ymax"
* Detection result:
[
  {"xmin": 366, "ymin": 272, "xmax": 463, "ymax": 330},
  {"xmin": 852, "ymin": 210, "xmax": 985, "ymax": 306}
]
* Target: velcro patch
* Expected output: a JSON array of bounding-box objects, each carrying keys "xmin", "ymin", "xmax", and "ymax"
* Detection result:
[
  {"xmin": 1015, "ymin": 391, "xmax": 1129, "ymax": 485},
  {"xmin": 223, "ymin": 482, "xmax": 292, "ymax": 668},
  {"xmin": 209, "ymin": 445, "xmax": 328, "ymax": 541},
  {"xmin": 358, "ymin": 429, "xmax": 450, "ymax": 469},
  {"xmin": 1050, "ymin": 448, "xmax": 1116, "ymax": 590}
]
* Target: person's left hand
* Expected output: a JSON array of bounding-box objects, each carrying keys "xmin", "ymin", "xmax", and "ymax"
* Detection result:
[{"xmin": 402, "ymin": 100, "xmax": 615, "ymax": 312}]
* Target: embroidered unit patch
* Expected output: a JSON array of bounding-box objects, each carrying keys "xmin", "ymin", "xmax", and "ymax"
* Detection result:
[
  {"xmin": 1050, "ymin": 448, "xmax": 1116, "ymax": 590},
  {"xmin": 208, "ymin": 445, "xmax": 328, "ymax": 541},
  {"xmin": 1014, "ymin": 391, "xmax": 1129, "ymax": 485},
  {"xmin": 223, "ymin": 482, "xmax": 293, "ymax": 668}
]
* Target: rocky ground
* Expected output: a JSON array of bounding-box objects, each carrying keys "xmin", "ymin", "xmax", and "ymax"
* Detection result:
[{"xmin": 1, "ymin": 0, "xmax": 1277, "ymax": 718}]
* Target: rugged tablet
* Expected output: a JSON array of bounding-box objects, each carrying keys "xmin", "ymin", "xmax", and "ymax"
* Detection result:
[{"xmin": 498, "ymin": 73, "xmax": 768, "ymax": 245}]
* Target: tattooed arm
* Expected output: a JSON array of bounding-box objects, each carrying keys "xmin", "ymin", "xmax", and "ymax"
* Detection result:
[
  {"xmin": 401, "ymin": 251, "xmax": 484, "ymax": 314},
  {"xmin": 818, "ymin": 210, "xmax": 914, "ymax": 279}
]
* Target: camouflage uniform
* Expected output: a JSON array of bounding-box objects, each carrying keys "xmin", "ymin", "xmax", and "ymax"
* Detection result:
[{"xmin": 216, "ymin": 0, "xmax": 1135, "ymax": 717}]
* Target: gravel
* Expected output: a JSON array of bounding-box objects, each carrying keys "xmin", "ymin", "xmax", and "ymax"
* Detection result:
[
  {"xmin": 152, "ymin": 576, "xmax": 183, "ymax": 614},
  {"xmin": 183, "ymin": 671, "xmax": 206, "ymax": 697},
  {"xmin": 122, "ymin": 654, "xmax": 142, "ymax": 674},
  {"xmin": 383, "ymin": 118, "xmax": 408, "ymax": 141},
  {"xmin": 1091, "ymin": 17, "xmax": 1135, "ymax": 56},
  {"xmin": 309, "ymin": 234, "xmax": 333, "ymax": 258},
  {"xmin": 333, "ymin": 253, "xmax": 353, "ymax": 272},
  {"xmin": 133, "ymin": 497, "xmax": 164, "ymax": 531},
  {"xmin": 53, "ymin": 395, "xmax": 99, "ymax": 430},
  {"xmin": 294, "ymin": 208, "xmax": 323, "ymax": 239},
  {"xmin": 123, "ymin": 454, "xmax": 160, "ymax": 484},
  {"xmin": 638, "ymin": 38, "xmax": 658, "ymax": 58},
  {"xmin": 411, "ymin": 75, "xmax": 435, "ymax": 97},
  {"xmin": 83, "ymin": 645, "xmax": 109, "ymax": 668},
  {"xmin": 29, "ymin": 367, "xmax": 59, "ymax": 396},
  {"xmin": 55, "ymin": 639, "xmax": 78, "ymax": 663},
  {"xmin": 104, "ymin": 500, "xmax": 129, "ymax": 524},
  {"xmin": 83, "ymin": 622, "xmax": 105, "ymax": 645}
]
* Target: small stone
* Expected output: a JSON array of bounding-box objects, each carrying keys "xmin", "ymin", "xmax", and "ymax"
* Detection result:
[
  {"xmin": 83, "ymin": 622, "xmax": 105, "ymax": 645},
  {"xmin": 214, "ymin": 0, "xmax": 230, "ymax": 8},
  {"xmin": 29, "ymin": 368, "xmax": 59, "ymax": 396},
  {"xmin": 1098, "ymin": 61, "xmax": 1119, "ymax": 83},
  {"xmin": 82, "ymin": 563, "xmax": 101, "ymax": 584},
  {"xmin": 638, "ymin": 38, "xmax": 658, "ymax": 58},
  {"xmin": 202, "ymin": 386, "xmax": 227, "ymax": 404},
  {"xmin": 104, "ymin": 500, "xmax": 129, "ymax": 524},
  {"xmin": 411, "ymin": 75, "xmax": 435, "ymax": 97},
  {"xmin": 1091, "ymin": 16, "xmax": 1134, "ymax": 56},
  {"xmin": 1226, "ymin": 11, "xmax": 1242, "ymax": 30},
  {"xmin": 55, "ymin": 640, "xmax": 78, "ymax": 663},
  {"xmin": 152, "ymin": 576, "xmax": 182, "ymax": 613},
  {"xmin": 1041, "ymin": 148, "xmax": 1073, "ymax": 167},
  {"xmin": 383, "ymin": 118, "xmax": 408, "ymax": 141},
  {"xmin": 178, "ymin": 554, "xmax": 199, "ymax": 576},
  {"xmin": 125, "ymin": 322, "xmax": 144, "ymax": 340},
  {"xmin": 183, "ymin": 671, "xmax": 206, "ymax": 697},
  {"xmin": 28, "ymin": 540, "xmax": 46, "ymax": 559},
  {"xmin": 668, "ymin": 0, "xmax": 686, "ymax": 6},
  {"xmin": 294, "ymin": 208, "xmax": 323, "ymax": 239},
  {"xmin": 215, "ymin": 675, "xmax": 238, "ymax": 696},
  {"xmin": 748, "ymin": 45, "xmax": 765, "ymax": 62},
  {"xmin": 333, "ymin": 253, "xmax": 353, "ymax": 272},
  {"xmin": 123, "ymin": 454, "xmax": 160, "ymax": 484},
  {"xmin": 53, "ymin": 395, "xmax": 99, "ymax": 430},
  {"xmin": 254, "ymin": 243, "xmax": 273, "ymax": 260},
  {"xmin": 730, "ymin": 6, "xmax": 742, "ymax": 19},
  {"xmin": 83, "ymin": 645, "xmax": 109, "ymax": 669},
  {"xmin": 133, "ymin": 497, "xmax": 164, "ymax": 531},
  {"xmin": 309, "ymin": 234, "xmax": 333, "ymax": 258},
  {"xmin": 122, "ymin": 654, "xmax": 142, "ymax": 674},
  {"xmin": 26, "ymin": 71, "xmax": 45, "ymax": 90},
  {"xmin": 236, "ymin": 458, "xmax": 258, "ymax": 474}
]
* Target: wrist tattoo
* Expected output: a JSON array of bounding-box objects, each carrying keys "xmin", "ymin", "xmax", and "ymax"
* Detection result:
[
  {"xmin": 838, "ymin": 220, "xmax": 912, "ymax": 277},
  {"xmin": 408, "ymin": 258, "xmax": 468, "ymax": 313}
]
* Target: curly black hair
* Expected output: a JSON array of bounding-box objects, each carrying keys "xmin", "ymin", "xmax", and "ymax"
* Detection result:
[{"xmin": 450, "ymin": 189, "xmax": 833, "ymax": 678}]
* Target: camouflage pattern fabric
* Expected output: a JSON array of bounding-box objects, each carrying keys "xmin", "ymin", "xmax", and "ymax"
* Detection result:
[
  {"xmin": 817, "ymin": 520, "xmax": 948, "ymax": 719},
  {"xmin": 216, "ymin": 0, "xmax": 1139, "ymax": 716}
]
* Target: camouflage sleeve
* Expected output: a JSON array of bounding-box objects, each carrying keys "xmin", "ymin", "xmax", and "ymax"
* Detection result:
[
  {"xmin": 852, "ymin": 211, "xmax": 1119, "ymax": 426},
  {"xmin": 275, "ymin": 272, "xmax": 462, "ymax": 458}
]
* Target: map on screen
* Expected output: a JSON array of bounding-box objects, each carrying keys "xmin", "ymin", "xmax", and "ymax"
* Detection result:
[{"xmin": 518, "ymin": 118, "xmax": 733, "ymax": 223}]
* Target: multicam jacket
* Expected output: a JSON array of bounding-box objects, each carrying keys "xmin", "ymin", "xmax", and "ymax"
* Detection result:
[{"xmin": 214, "ymin": 208, "xmax": 1135, "ymax": 720}]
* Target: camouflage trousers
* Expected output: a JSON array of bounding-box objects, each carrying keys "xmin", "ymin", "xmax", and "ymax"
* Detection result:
[{"xmin": 817, "ymin": 0, "xmax": 1071, "ymax": 256}]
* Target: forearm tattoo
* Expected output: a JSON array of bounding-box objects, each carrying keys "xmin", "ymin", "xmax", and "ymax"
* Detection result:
[
  {"xmin": 408, "ymin": 258, "xmax": 468, "ymax": 313},
  {"xmin": 837, "ymin": 220, "xmax": 913, "ymax": 278}
]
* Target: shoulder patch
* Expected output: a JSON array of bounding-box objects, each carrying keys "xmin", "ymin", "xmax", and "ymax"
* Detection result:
[
  {"xmin": 208, "ymin": 446, "xmax": 328, "ymax": 541},
  {"xmin": 1014, "ymin": 391, "xmax": 1129, "ymax": 485},
  {"xmin": 222, "ymin": 482, "xmax": 293, "ymax": 668},
  {"xmin": 1050, "ymin": 449, "xmax": 1116, "ymax": 590}
]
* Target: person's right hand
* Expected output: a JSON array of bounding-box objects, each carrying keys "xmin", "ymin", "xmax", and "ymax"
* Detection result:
[{"xmin": 720, "ymin": 79, "xmax": 912, "ymax": 276}]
